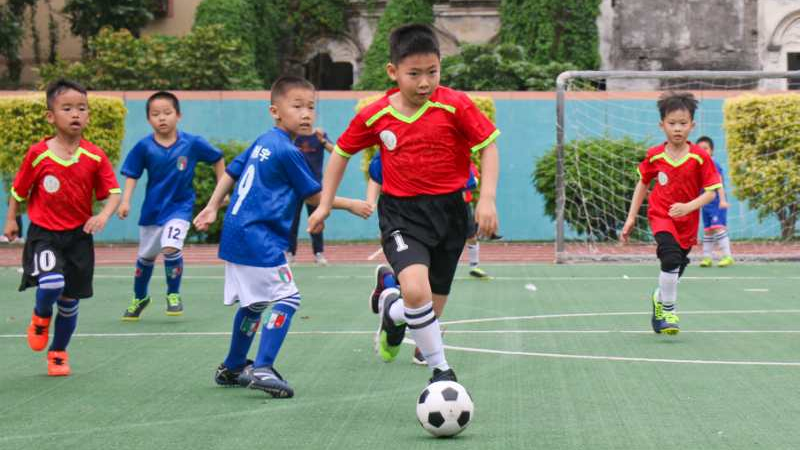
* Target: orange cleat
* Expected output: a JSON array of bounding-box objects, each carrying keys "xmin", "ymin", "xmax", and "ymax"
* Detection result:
[
  {"xmin": 47, "ymin": 351, "xmax": 71, "ymax": 376},
  {"xmin": 27, "ymin": 313, "xmax": 51, "ymax": 352}
]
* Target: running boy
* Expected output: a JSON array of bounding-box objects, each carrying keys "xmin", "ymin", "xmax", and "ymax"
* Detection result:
[
  {"xmin": 622, "ymin": 92, "xmax": 721, "ymax": 335},
  {"xmin": 117, "ymin": 91, "xmax": 225, "ymax": 320},
  {"xmin": 4, "ymin": 79, "xmax": 121, "ymax": 376},
  {"xmin": 696, "ymin": 136, "xmax": 734, "ymax": 268},
  {"xmin": 194, "ymin": 76, "xmax": 372, "ymax": 398},
  {"xmin": 308, "ymin": 24, "xmax": 500, "ymax": 385}
]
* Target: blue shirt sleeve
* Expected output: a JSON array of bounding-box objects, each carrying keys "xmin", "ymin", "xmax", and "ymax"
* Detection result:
[
  {"xmin": 194, "ymin": 136, "xmax": 223, "ymax": 164},
  {"xmin": 120, "ymin": 141, "xmax": 147, "ymax": 179},
  {"xmin": 279, "ymin": 147, "xmax": 321, "ymax": 200},
  {"xmin": 226, "ymin": 145, "xmax": 252, "ymax": 180},
  {"xmin": 368, "ymin": 153, "xmax": 383, "ymax": 184}
]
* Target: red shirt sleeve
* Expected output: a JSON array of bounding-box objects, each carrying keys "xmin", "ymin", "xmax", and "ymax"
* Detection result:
[
  {"xmin": 699, "ymin": 152, "xmax": 722, "ymax": 190},
  {"xmin": 638, "ymin": 154, "xmax": 656, "ymax": 185},
  {"xmin": 336, "ymin": 112, "xmax": 379, "ymax": 157},
  {"xmin": 95, "ymin": 149, "xmax": 120, "ymax": 200},
  {"xmin": 11, "ymin": 147, "xmax": 38, "ymax": 202},
  {"xmin": 455, "ymin": 94, "xmax": 498, "ymax": 152}
]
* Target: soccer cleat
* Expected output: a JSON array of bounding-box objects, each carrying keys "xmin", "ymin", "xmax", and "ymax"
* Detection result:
[
  {"xmin": 166, "ymin": 294, "xmax": 183, "ymax": 316},
  {"xmin": 469, "ymin": 267, "xmax": 490, "ymax": 279},
  {"xmin": 376, "ymin": 289, "xmax": 406, "ymax": 363},
  {"xmin": 238, "ymin": 365, "xmax": 294, "ymax": 398},
  {"xmin": 122, "ymin": 296, "xmax": 151, "ymax": 321},
  {"xmin": 412, "ymin": 347, "xmax": 426, "ymax": 365},
  {"xmin": 661, "ymin": 312, "xmax": 680, "ymax": 335},
  {"xmin": 699, "ymin": 257, "xmax": 713, "ymax": 268},
  {"xmin": 370, "ymin": 264, "xmax": 395, "ymax": 314},
  {"xmin": 27, "ymin": 312, "xmax": 51, "ymax": 351},
  {"xmin": 47, "ymin": 351, "xmax": 70, "ymax": 376},
  {"xmin": 718, "ymin": 256, "xmax": 734, "ymax": 268},
  {"xmin": 650, "ymin": 288, "xmax": 665, "ymax": 334},
  {"xmin": 314, "ymin": 252, "xmax": 328, "ymax": 266},
  {"xmin": 214, "ymin": 359, "xmax": 253, "ymax": 387},
  {"xmin": 429, "ymin": 368, "xmax": 458, "ymax": 384}
]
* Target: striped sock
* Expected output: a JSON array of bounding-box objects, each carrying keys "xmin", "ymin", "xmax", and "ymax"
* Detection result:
[
  {"xmin": 716, "ymin": 230, "xmax": 732, "ymax": 257},
  {"xmin": 659, "ymin": 269, "xmax": 680, "ymax": 312},
  {"xmin": 702, "ymin": 234, "xmax": 714, "ymax": 258},
  {"xmin": 35, "ymin": 273, "xmax": 64, "ymax": 318},
  {"xmin": 133, "ymin": 258, "xmax": 155, "ymax": 299},
  {"xmin": 49, "ymin": 299, "xmax": 79, "ymax": 351},
  {"xmin": 468, "ymin": 242, "xmax": 480, "ymax": 267},
  {"xmin": 254, "ymin": 294, "xmax": 300, "ymax": 368},
  {"xmin": 405, "ymin": 302, "xmax": 448, "ymax": 372},
  {"xmin": 223, "ymin": 303, "xmax": 267, "ymax": 370},
  {"xmin": 163, "ymin": 251, "xmax": 183, "ymax": 295}
]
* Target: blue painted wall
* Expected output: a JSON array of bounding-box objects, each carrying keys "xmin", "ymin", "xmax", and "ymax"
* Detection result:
[{"xmin": 0, "ymin": 95, "xmax": 780, "ymax": 242}]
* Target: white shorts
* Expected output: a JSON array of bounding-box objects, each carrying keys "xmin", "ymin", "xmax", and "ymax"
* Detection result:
[
  {"xmin": 138, "ymin": 219, "xmax": 190, "ymax": 260},
  {"xmin": 224, "ymin": 262, "xmax": 299, "ymax": 308}
]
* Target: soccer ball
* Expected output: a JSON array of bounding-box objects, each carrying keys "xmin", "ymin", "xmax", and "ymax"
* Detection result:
[{"xmin": 416, "ymin": 381, "xmax": 474, "ymax": 437}]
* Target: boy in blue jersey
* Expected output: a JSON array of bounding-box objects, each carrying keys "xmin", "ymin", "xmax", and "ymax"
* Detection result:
[
  {"xmin": 118, "ymin": 91, "xmax": 225, "ymax": 320},
  {"xmin": 194, "ymin": 76, "xmax": 372, "ymax": 398},
  {"xmin": 696, "ymin": 136, "xmax": 734, "ymax": 267}
]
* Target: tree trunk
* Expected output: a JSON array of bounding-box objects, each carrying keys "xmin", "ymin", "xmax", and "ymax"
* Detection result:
[{"xmin": 778, "ymin": 204, "xmax": 798, "ymax": 239}]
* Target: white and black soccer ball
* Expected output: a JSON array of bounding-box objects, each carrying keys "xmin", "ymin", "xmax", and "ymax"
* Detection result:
[{"xmin": 416, "ymin": 381, "xmax": 474, "ymax": 437}]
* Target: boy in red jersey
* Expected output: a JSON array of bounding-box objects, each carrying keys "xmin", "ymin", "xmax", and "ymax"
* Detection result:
[
  {"xmin": 621, "ymin": 91, "xmax": 721, "ymax": 335},
  {"xmin": 308, "ymin": 24, "xmax": 499, "ymax": 385},
  {"xmin": 3, "ymin": 79, "xmax": 121, "ymax": 376}
]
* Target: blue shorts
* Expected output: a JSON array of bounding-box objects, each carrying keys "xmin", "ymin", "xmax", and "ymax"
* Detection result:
[{"xmin": 702, "ymin": 204, "xmax": 727, "ymax": 231}]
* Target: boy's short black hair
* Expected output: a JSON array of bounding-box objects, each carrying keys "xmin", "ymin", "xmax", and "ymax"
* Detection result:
[
  {"xmin": 657, "ymin": 91, "xmax": 698, "ymax": 120},
  {"xmin": 696, "ymin": 135, "xmax": 714, "ymax": 149},
  {"xmin": 146, "ymin": 91, "xmax": 180, "ymax": 117},
  {"xmin": 270, "ymin": 75, "xmax": 315, "ymax": 102},
  {"xmin": 389, "ymin": 24, "xmax": 440, "ymax": 65},
  {"xmin": 46, "ymin": 79, "xmax": 87, "ymax": 110}
]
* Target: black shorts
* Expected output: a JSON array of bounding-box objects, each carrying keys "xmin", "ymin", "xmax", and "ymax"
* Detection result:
[
  {"xmin": 19, "ymin": 223, "xmax": 95, "ymax": 299},
  {"xmin": 378, "ymin": 191, "xmax": 470, "ymax": 296},
  {"xmin": 654, "ymin": 231, "xmax": 690, "ymax": 274}
]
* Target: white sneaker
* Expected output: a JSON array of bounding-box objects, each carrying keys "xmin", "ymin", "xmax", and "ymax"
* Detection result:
[
  {"xmin": 314, "ymin": 252, "xmax": 328, "ymax": 266},
  {"xmin": 0, "ymin": 236, "xmax": 9, "ymax": 243}
]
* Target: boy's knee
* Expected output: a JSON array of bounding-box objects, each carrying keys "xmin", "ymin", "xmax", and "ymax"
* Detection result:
[
  {"xmin": 659, "ymin": 252, "xmax": 685, "ymax": 272},
  {"xmin": 162, "ymin": 247, "xmax": 180, "ymax": 256}
]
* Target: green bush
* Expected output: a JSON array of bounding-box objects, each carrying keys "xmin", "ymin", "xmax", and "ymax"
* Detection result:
[
  {"xmin": 0, "ymin": 94, "xmax": 126, "ymax": 190},
  {"xmin": 724, "ymin": 94, "xmax": 800, "ymax": 238},
  {"xmin": 37, "ymin": 26, "xmax": 260, "ymax": 90},
  {"xmin": 533, "ymin": 136, "xmax": 650, "ymax": 241},
  {"xmin": 188, "ymin": 140, "xmax": 249, "ymax": 243}
]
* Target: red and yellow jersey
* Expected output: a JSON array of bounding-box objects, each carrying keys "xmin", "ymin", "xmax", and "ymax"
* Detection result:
[
  {"xmin": 11, "ymin": 138, "xmax": 121, "ymax": 231},
  {"xmin": 638, "ymin": 142, "xmax": 721, "ymax": 249},
  {"xmin": 336, "ymin": 86, "xmax": 499, "ymax": 197}
]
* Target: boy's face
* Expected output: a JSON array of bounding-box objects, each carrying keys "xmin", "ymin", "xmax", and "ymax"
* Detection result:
[
  {"xmin": 148, "ymin": 98, "xmax": 180, "ymax": 136},
  {"xmin": 698, "ymin": 141, "xmax": 713, "ymax": 156},
  {"xmin": 46, "ymin": 89, "xmax": 89, "ymax": 138},
  {"xmin": 659, "ymin": 109, "xmax": 695, "ymax": 148},
  {"xmin": 270, "ymin": 87, "xmax": 315, "ymax": 137},
  {"xmin": 387, "ymin": 53, "xmax": 440, "ymax": 107}
]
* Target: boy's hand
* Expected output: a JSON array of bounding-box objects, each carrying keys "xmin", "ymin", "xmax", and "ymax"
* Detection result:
[
  {"xmin": 314, "ymin": 128, "xmax": 326, "ymax": 141},
  {"xmin": 117, "ymin": 201, "xmax": 130, "ymax": 219},
  {"xmin": 3, "ymin": 219, "xmax": 18, "ymax": 241},
  {"xmin": 475, "ymin": 198, "xmax": 498, "ymax": 239},
  {"xmin": 668, "ymin": 202, "xmax": 691, "ymax": 217},
  {"xmin": 621, "ymin": 217, "xmax": 636, "ymax": 243},
  {"xmin": 719, "ymin": 200, "xmax": 730, "ymax": 210},
  {"xmin": 348, "ymin": 199, "xmax": 374, "ymax": 219},
  {"xmin": 84, "ymin": 214, "xmax": 110, "ymax": 235},
  {"xmin": 193, "ymin": 206, "xmax": 218, "ymax": 232},
  {"xmin": 307, "ymin": 207, "xmax": 330, "ymax": 234}
]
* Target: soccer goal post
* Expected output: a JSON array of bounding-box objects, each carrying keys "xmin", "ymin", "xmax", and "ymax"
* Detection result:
[{"xmin": 553, "ymin": 70, "xmax": 800, "ymax": 263}]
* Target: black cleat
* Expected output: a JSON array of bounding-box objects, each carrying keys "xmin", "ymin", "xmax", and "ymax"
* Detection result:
[
  {"xmin": 214, "ymin": 359, "xmax": 253, "ymax": 387},
  {"xmin": 238, "ymin": 365, "xmax": 294, "ymax": 398},
  {"xmin": 429, "ymin": 368, "xmax": 458, "ymax": 384},
  {"xmin": 122, "ymin": 296, "xmax": 151, "ymax": 321},
  {"xmin": 370, "ymin": 264, "xmax": 395, "ymax": 314}
]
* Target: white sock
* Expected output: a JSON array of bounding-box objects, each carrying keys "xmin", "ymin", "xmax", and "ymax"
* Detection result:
[
  {"xmin": 716, "ymin": 231, "xmax": 732, "ymax": 257},
  {"xmin": 659, "ymin": 269, "xmax": 680, "ymax": 312},
  {"xmin": 405, "ymin": 302, "xmax": 448, "ymax": 372},
  {"xmin": 468, "ymin": 242, "xmax": 479, "ymax": 267},
  {"xmin": 702, "ymin": 234, "xmax": 714, "ymax": 258},
  {"xmin": 379, "ymin": 288, "xmax": 405, "ymax": 324}
]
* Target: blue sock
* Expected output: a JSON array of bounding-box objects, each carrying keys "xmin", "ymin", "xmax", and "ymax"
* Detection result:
[
  {"xmin": 383, "ymin": 272, "xmax": 398, "ymax": 290},
  {"xmin": 254, "ymin": 296, "xmax": 300, "ymax": 368},
  {"xmin": 134, "ymin": 258, "xmax": 155, "ymax": 299},
  {"xmin": 164, "ymin": 251, "xmax": 183, "ymax": 295},
  {"xmin": 223, "ymin": 304, "xmax": 267, "ymax": 370},
  {"xmin": 35, "ymin": 273, "xmax": 64, "ymax": 318},
  {"xmin": 49, "ymin": 299, "xmax": 79, "ymax": 351}
]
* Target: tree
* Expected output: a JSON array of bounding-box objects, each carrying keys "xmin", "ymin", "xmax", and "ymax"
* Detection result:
[
  {"xmin": 63, "ymin": 0, "xmax": 153, "ymax": 54},
  {"xmin": 0, "ymin": 0, "xmax": 36, "ymax": 85},
  {"xmin": 355, "ymin": 0, "xmax": 434, "ymax": 90}
]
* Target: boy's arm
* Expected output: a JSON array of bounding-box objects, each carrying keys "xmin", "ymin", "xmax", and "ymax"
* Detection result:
[
  {"xmin": 213, "ymin": 158, "xmax": 226, "ymax": 181},
  {"xmin": 117, "ymin": 177, "xmax": 137, "ymax": 219},
  {"xmin": 366, "ymin": 179, "xmax": 381, "ymax": 206},
  {"xmin": 669, "ymin": 190, "xmax": 716, "ymax": 218},
  {"xmin": 3, "ymin": 198, "xmax": 20, "ymax": 240},
  {"xmin": 718, "ymin": 185, "xmax": 729, "ymax": 209},
  {"xmin": 193, "ymin": 173, "xmax": 236, "ymax": 231},
  {"xmin": 307, "ymin": 151, "xmax": 349, "ymax": 233},
  {"xmin": 305, "ymin": 192, "xmax": 373, "ymax": 219},
  {"xmin": 474, "ymin": 143, "xmax": 499, "ymax": 238},
  {"xmin": 84, "ymin": 193, "xmax": 121, "ymax": 235},
  {"xmin": 621, "ymin": 180, "xmax": 648, "ymax": 243}
]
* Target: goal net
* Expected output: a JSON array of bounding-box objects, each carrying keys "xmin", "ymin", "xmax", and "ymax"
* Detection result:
[{"xmin": 550, "ymin": 71, "xmax": 800, "ymax": 263}]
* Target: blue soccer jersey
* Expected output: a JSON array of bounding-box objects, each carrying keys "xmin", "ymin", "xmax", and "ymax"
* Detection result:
[
  {"xmin": 219, "ymin": 127, "xmax": 321, "ymax": 267},
  {"xmin": 121, "ymin": 131, "xmax": 223, "ymax": 226}
]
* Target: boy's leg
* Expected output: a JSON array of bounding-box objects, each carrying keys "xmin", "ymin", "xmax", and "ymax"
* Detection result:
[
  {"xmin": 287, "ymin": 202, "xmax": 303, "ymax": 257},
  {"xmin": 161, "ymin": 219, "xmax": 189, "ymax": 315},
  {"xmin": 50, "ymin": 297, "xmax": 79, "ymax": 351},
  {"xmin": 306, "ymin": 204, "xmax": 326, "ymax": 264},
  {"xmin": 216, "ymin": 302, "xmax": 267, "ymax": 386},
  {"xmin": 700, "ymin": 230, "xmax": 714, "ymax": 267},
  {"xmin": 654, "ymin": 232, "xmax": 685, "ymax": 335},
  {"xmin": 20, "ymin": 226, "xmax": 66, "ymax": 352},
  {"xmin": 124, "ymin": 226, "xmax": 161, "ymax": 320}
]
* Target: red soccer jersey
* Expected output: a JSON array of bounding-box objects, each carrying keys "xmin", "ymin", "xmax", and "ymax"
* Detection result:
[
  {"xmin": 11, "ymin": 138, "xmax": 121, "ymax": 231},
  {"xmin": 336, "ymin": 86, "xmax": 499, "ymax": 197},
  {"xmin": 638, "ymin": 142, "xmax": 722, "ymax": 249}
]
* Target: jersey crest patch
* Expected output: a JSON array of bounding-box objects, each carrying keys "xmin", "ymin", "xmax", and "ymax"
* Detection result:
[
  {"xmin": 43, "ymin": 175, "xmax": 60, "ymax": 193},
  {"xmin": 379, "ymin": 130, "xmax": 397, "ymax": 151},
  {"xmin": 176, "ymin": 156, "xmax": 188, "ymax": 171},
  {"xmin": 657, "ymin": 171, "xmax": 669, "ymax": 186}
]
